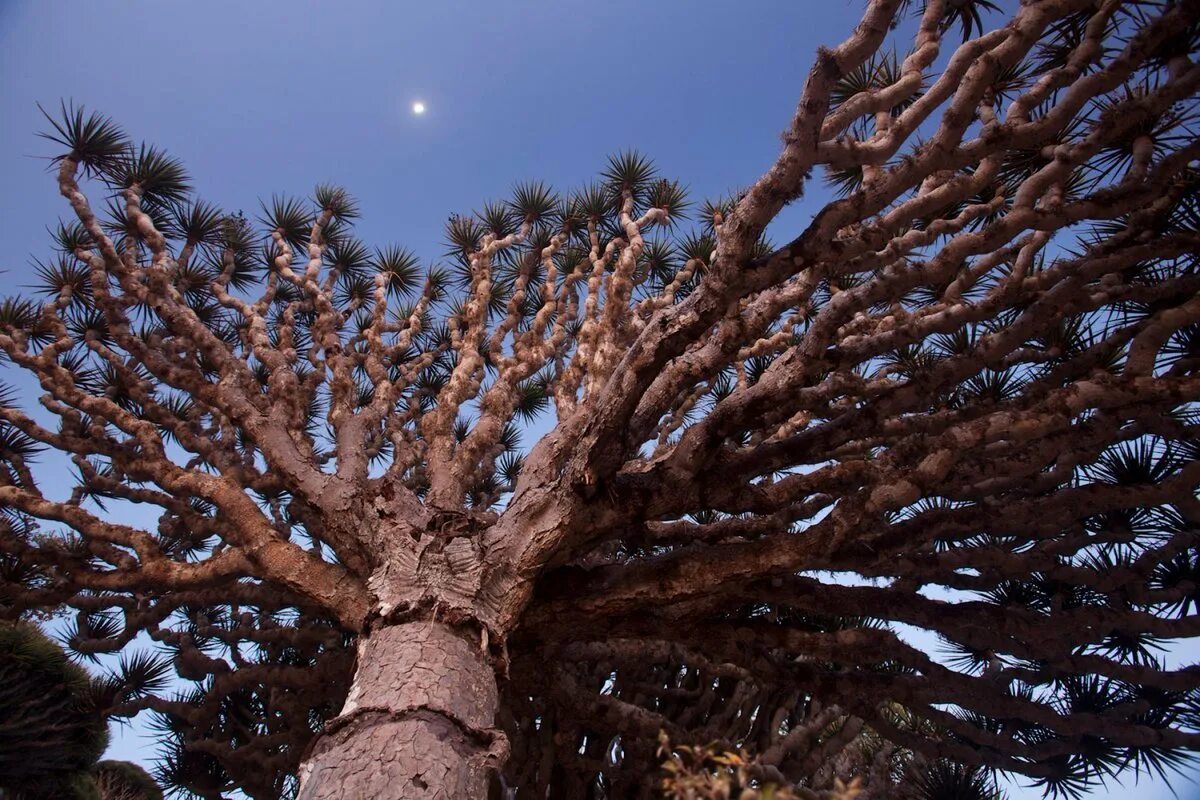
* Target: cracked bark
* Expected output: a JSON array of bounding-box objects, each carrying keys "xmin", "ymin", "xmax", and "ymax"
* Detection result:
[{"xmin": 296, "ymin": 621, "xmax": 504, "ymax": 800}]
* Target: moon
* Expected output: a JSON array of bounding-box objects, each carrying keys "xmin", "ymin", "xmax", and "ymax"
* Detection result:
[{"xmin": 411, "ymin": 101, "xmax": 426, "ymax": 116}]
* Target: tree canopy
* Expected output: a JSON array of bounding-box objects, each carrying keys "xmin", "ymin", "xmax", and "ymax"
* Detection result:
[{"xmin": 1, "ymin": 0, "xmax": 1199, "ymax": 797}]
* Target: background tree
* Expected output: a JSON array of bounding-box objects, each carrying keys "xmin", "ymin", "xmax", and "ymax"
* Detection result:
[
  {"xmin": 0, "ymin": 621, "xmax": 108, "ymax": 798},
  {"xmin": 0, "ymin": 622, "xmax": 164, "ymax": 800},
  {"xmin": 91, "ymin": 761, "xmax": 163, "ymax": 800},
  {"xmin": 1, "ymin": 0, "xmax": 1199, "ymax": 797}
]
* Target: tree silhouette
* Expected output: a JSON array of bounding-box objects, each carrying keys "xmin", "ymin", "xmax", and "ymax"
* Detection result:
[
  {"xmin": 1, "ymin": 0, "xmax": 1199, "ymax": 797},
  {"xmin": 92, "ymin": 761, "xmax": 163, "ymax": 800},
  {"xmin": 0, "ymin": 622, "xmax": 108, "ymax": 798},
  {"xmin": 0, "ymin": 622, "xmax": 168, "ymax": 799}
]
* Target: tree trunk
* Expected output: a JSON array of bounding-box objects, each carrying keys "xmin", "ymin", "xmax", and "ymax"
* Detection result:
[{"xmin": 297, "ymin": 620, "xmax": 504, "ymax": 799}]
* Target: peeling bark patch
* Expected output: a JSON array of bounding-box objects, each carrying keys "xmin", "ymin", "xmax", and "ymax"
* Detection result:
[
  {"xmin": 345, "ymin": 621, "xmax": 498, "ymax": 729},
  {"xmin": 298, "ymin": 622, "xmax": 505, "ymax": 799},
  {"xmin": 299, "ymin": 712, "xmax": 492, "ymax": 799}
]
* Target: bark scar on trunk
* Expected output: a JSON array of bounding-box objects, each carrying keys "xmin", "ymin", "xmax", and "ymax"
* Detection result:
[
  {"xmin": 320, "ymin": 703, "xmax": 508, "ymax": 755},
  {"xmin": 297, "ymin": 621, "xmax": 507, "ymax": 799}
]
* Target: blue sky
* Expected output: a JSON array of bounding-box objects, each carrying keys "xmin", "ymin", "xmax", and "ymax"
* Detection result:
[{"xmin": 1, "ymin": 2, "xmax": 1198, "ymax": 798}]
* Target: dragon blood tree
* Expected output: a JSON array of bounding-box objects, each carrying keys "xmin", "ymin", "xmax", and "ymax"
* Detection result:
[
  {"xmin": 2, "ymin": 0, "xmax": 1200, "ymax": 797},
  {"xmin": 0, "ymin": 621, "xmax": 109, "ymax": 798}
]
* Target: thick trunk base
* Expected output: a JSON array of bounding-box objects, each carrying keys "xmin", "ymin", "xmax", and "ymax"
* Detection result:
[{"xmin": 297, "ymin": 621, "xmax": 504, "ymax": 799}]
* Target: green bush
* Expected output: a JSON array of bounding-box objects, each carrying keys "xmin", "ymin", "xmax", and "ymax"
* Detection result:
[{"xmin": 0, "ymin": 622, "xmax": 109, "ymax": 798}]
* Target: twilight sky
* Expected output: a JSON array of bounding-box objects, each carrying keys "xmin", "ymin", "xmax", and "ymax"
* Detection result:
[{"xmin": 0, "ymin": 2, "xmax": 1197, "ymax": 798}]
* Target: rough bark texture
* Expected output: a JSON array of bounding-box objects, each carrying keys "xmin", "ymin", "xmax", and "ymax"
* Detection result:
[{"xmin": 297, "ymin": 622, "xmax": 503, "ymax": 799}]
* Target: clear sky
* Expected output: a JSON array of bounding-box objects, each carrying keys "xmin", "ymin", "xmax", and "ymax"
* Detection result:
[{"xmin": 1, "ymin": 2, "xmax": 1197, "ymax": 798}]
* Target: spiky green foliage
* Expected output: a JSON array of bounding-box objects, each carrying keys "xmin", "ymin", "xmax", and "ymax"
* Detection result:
[
  {"xmin": 169, "ymin": 200, "xmax": 226, "ymax": 248},
  {"xmin": 38, "ymin": 102, "xmax": 129, "ymax": 176},
  {"xmin": 105, "ymin": 145, "xmax": 191, "ymax": 205},
  {"xmin": 260, "ymin": 196, "xmax": 314, "ymax": 249},
  {"xmin": 509, "ymin": 181, "xmax": 558, "ymax": 224},
  {"xmin": 647, "ymin": 179, "xmax": 691, "ymax": 227},
  {"xmin": 478, "ymin": 200, "xmax": 518, "ymax": 238},
  {"xmin": 313, "ymin": 184, "xmax": 360, "ymax": 221},
  {"xmin": 831, "ymin": 50, "xmax": 923, "ymax": 114},
  {"xmin": 52, "ymin": 220, "xmax": 95, "ymax": 255},
  {"xmin": 0, "ymin": 623, "xmax": 108, "ymax": 798},
  {"xmin": 445, "ymin": 212, "xmax": 485, "ymax": 257},
  {"xmin": 573, "ymin": 181, "xmax": 612, "ymax": 222},
  {"xmin": 938, "ymin": 0, "xmax": 1002, "ymax": 42},
  {"xmin": 913, "ymin": 761, "xmax": 1002, "ymax": 800},
  {"xmin": 92, "ymin": 761, "xmax": 163, "ymax": 800}
]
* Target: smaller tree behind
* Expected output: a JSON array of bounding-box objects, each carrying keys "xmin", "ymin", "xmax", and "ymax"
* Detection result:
[
  {"xmin": 92, "ymin": 761, "xmax": 163, "ymax": 800},
  {"xmin": 0, "ymin": 621, "xmax": 108, "ymax": 799},
  {"xmin": 0, "ymin": 622, "xmax": 163, "ymax": 800}
]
